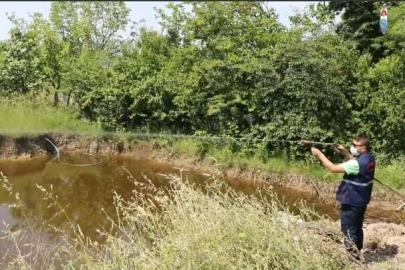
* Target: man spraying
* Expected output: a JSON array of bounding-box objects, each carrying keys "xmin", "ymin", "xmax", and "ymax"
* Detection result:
[{"xmin": 311, "ymin": 133, "xmax": 376, "ymax": 260}]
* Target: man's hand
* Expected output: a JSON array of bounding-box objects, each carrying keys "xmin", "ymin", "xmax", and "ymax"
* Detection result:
[
  {"xmin": 311, "ymin": 147, "xmax": 346, "ymax": 173},
  {"xmin": 334, "ymin": 144, "xmax": 348, "ymax": 154},
  {"xmin": 311, "ymin": 147, "xmax": 322, "ymax": 157},
  {"xmin": 334, "ymin": 144, "xmax": 354, "ymax": 160}
]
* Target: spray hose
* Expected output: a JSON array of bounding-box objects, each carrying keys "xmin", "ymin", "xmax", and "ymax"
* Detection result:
[{"xmin": 45, "ymin": 138, "xmax": 102, "ymax": 167}]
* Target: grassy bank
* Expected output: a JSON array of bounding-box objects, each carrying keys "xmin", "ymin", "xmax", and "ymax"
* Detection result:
[{"xmin": 0, "ymin": 95, "xmax": 101, "ymax": 136}]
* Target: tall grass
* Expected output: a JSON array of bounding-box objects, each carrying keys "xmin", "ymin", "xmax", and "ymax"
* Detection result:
[
  {"xmin": 0, "ymin": 95, "xmax": 101, "ymax": 136},
  {"xmin": 1, "ymin": 171, "xmax": 356, "ymax": 269}
]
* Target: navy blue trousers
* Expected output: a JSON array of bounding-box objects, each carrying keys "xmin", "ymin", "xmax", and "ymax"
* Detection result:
[{"xmin": 340, "ymin": 203, "xmax": 367, "ymax": 252}]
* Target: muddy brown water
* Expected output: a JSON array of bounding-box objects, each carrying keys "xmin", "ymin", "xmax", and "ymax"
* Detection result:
[{"xmin": 0, "ymin": 154, "xmax": 404, "ymax": 261}]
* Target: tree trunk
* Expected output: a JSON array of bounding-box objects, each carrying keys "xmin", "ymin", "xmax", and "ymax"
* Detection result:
[
  {"xmin": 53, "ymin": 92, "xmax": 59, "ymax": 107},
  {"xmin": 53, "ymin": 77, "xmax": 61, "ymax": 107},
  {"xmin": 67, "ymin": 91, "xmax": 71, "ymax": 106}
]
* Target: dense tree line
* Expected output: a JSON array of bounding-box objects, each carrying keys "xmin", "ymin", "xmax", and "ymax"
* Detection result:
[{"xmin": 0, "ymin": 1, "xmax": 404, "ymax": 158}]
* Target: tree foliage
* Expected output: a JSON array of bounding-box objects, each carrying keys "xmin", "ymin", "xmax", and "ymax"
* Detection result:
[
  {"xmin": 1, "ymin": 1, "xmax": 405, "ymax": 159},
  {"xmin": 0, "ymin": 27, "xmax": 44, "ymax": 94},
  {"xmin": 50, "ymin": 1, "xmax": 130, "ymax": 54}
]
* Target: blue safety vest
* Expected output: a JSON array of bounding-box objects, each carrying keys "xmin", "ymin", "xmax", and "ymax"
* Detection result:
[{"xmin": 336, "ymin": 153, "xmax": 376, "ymax": 206}]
